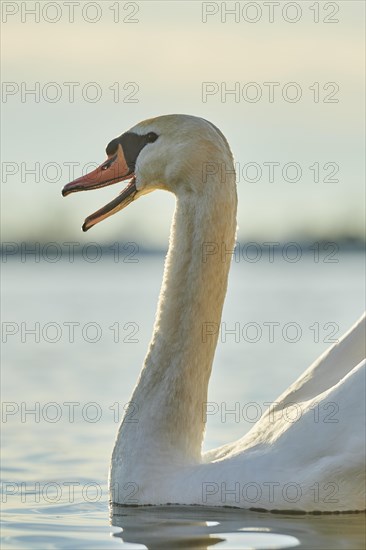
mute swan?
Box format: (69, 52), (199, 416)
(63, 114), (365, 512)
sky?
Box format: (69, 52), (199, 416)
(1, 0), (365, 247)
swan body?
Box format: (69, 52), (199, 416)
(63, 114), (366, 512)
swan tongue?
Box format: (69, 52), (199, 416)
(61, 144), (137, 231)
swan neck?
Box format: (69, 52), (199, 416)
(137, 188), (236, 461)
(114, 171), (237, 471)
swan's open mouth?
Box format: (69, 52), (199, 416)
(62, 144), (137, 232)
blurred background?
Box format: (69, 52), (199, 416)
(1, 2), (365, 548)
(1, 0), (365, 245)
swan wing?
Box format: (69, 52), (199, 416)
(205, 312), (365, 462)
(269, 311), (365, 409)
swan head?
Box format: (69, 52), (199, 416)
(62, 114), (234, 231)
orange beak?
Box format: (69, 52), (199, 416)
(62, 144), (137, 232)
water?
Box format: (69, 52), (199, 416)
(1, 250), (365, 549)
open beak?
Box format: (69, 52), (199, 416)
(62, 144), (137, 232)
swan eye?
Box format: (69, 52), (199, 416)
(146, 132), (158, 143)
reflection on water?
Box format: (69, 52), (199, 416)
(111, 505), (365, 549)
(2, 499), (365, 549)
(2, 253), (365, 549)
